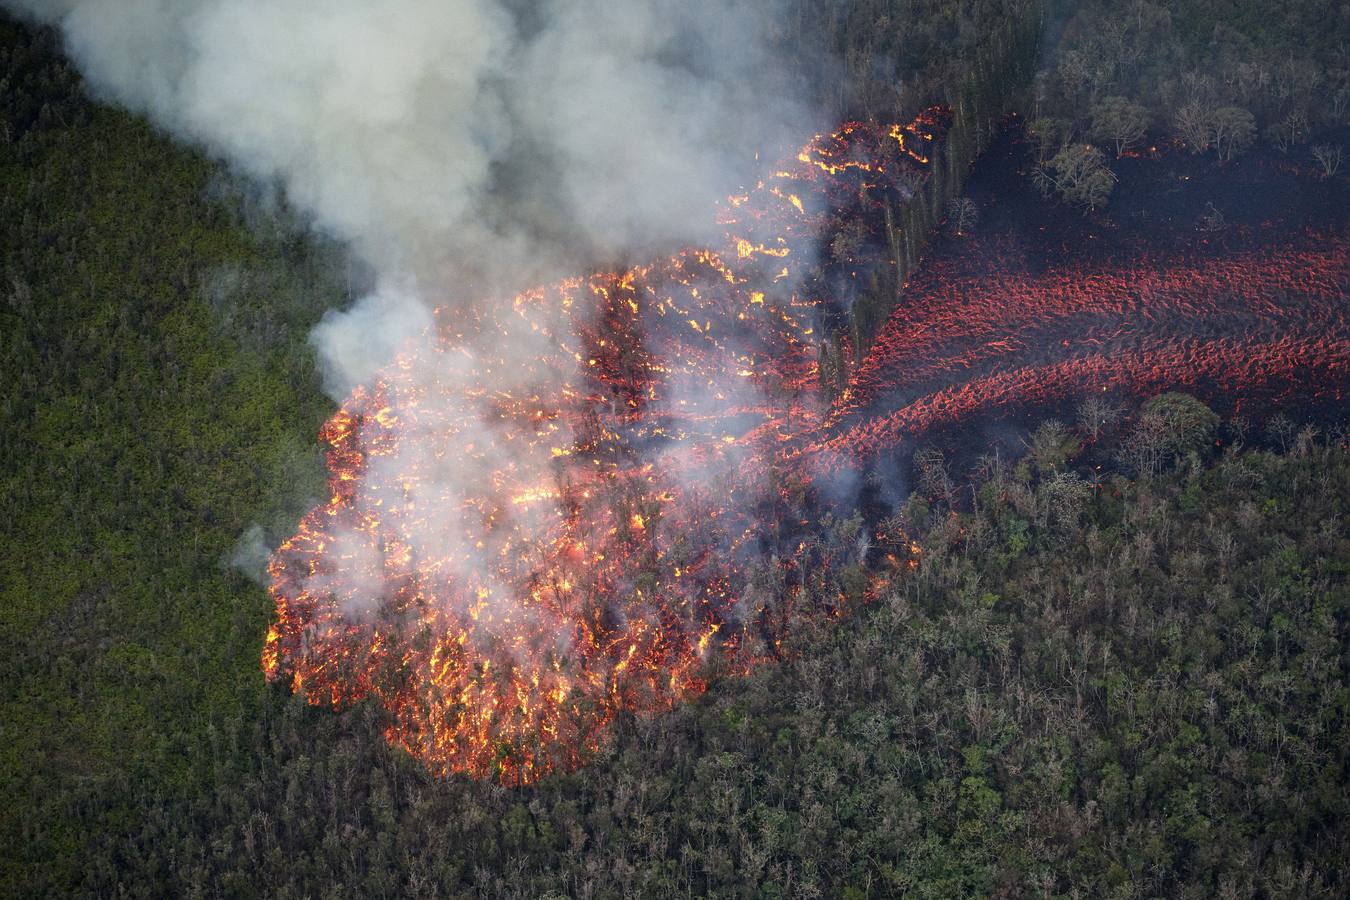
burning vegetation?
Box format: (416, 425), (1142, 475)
(263, 109), (1349, 784)
(262, 110), (948, 781)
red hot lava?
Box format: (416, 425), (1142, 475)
(262, 112), (943, 781)
(263, 109), (1349, 782)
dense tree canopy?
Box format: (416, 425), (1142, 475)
(1091, 96), (1150, 157)
(1035, 143), (1117, 210)
(66, 411), (1350, 898)
(1036, 0), (1348, 166)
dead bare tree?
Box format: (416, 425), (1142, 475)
(1197, 202), (1228, 233)
(1077, 395), (1124, 442)
(1265, 110), (1309, 153)
(1266, 413), (1297, 453)
(945, 197), (979, 236)
(1311, 143), (1343, 177)
(1173, 103), (1212, 152)
(1117, 410), (1170, 479)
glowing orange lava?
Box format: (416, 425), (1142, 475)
(807, 233), (1350, 473)
(263, 109), (1349, 783)
(263, 112), (944, 781)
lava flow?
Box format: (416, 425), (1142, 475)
(263, 110), (1350, 783)
(262, 111), (946, 781)
(804, 233), (1350, 474)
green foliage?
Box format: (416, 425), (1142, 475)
(1025, 116), (1072, 161)
(1037, 0), (1347, 158)
(0, 18), (342, 892)
(1037, 143), (1117, 210)
(1141, 392), (1221, 456)
(1025, 419), (1083, 475)
(47, 430), (1346, 899)
(5, 6), (1349, 898)
(1090, 95), (1150, 157)
(1209, 106), (1257, 163)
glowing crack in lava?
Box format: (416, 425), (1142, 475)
(263, 109), (1350, 782)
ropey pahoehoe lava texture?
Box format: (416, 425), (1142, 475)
(262, 110), (1349, 782)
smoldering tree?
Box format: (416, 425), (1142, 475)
(1024, 419), (1083, 476)
(945, 197), (979, 236)
(830, 217), (868, 265)
(912, 447), (954, 507)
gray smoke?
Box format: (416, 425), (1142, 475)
(6, 0), (819, 395)
(228, 523), (271, 582)
(8, 0), (832, 668)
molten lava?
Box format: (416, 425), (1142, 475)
(263, 109), (1350, 783)
(263, 112), (942, 781)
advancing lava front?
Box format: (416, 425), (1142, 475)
(263, 109), (1349, 783)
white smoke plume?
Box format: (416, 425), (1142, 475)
(6, 0), (820, 394)
(10, 1), (891, 775)
(7, 0), (841, 745)
(227, 522), (271, 582)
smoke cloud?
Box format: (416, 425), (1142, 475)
(7, 0), (819, 393)
(10, 0), (849, 770)
(227, 523), (271, 583)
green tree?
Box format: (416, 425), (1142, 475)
(1142, 391), (1221, 457)
(1025, 116), (1071, 162)
(1025, 419), (1083, 475)
(1036, 144), (1117, 211)
(1090, 96), (1150, 157)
